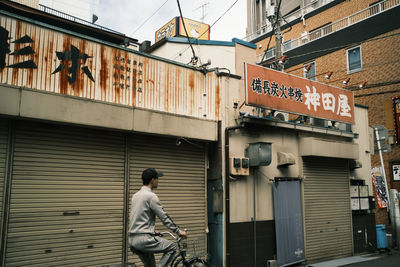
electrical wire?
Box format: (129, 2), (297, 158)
(281, 15), (292, 35)
(173, 0), (239, 61)
(176, 0), (198, 65)
(198, 0), (239, 40)
(263, 0), (282, 61)
(129, 0), (170, 37)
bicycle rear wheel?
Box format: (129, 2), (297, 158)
(173, 257), (209, 267)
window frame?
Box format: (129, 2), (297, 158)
(304, 61), (316, 81)
(346, 45), (363, 74)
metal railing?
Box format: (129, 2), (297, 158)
(39, 4), (124, 35)
(249, 0), (334, 41)
(257, 0), (400, 63)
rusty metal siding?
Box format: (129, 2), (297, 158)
(6, 121), (125, 266)
(0, 14), (220, 121)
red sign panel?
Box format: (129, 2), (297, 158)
(245, 63), (355, 124)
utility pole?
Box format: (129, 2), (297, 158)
(274, 0), (283, 71)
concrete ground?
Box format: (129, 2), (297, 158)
(306, 249), (400, 267)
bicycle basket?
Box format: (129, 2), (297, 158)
(182, 235), (207, 258)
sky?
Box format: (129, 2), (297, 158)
(95, 0), (247, 44)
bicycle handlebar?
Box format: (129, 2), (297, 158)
(156, 228), (187, 242)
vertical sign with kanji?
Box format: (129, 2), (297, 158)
(372, 167), (388, 208)
(393, 97), (400, 143)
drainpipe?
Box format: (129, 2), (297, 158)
(253, 168), (257, 267)
(225, 124), (244, 267)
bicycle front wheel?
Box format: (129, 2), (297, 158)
(173, 257), (209, 267)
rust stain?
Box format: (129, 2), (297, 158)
(12, 21), (22, 86)
(175, 68), (180, 114)
(59, 37), (72, 95)
(71, 39), (84, 96)
(27, 24), (38, 88)
(114, 49), (121, 104)
(131, 55), (137, 107)
(47, 32), (53, 92)
(44, 31), (53, 91)
(164, 65), (169, 111)
(100, 46), (108, 100)
(215, 78), (220, 119)
(123, 50), (129, 105)
(189, 72), (194, 116)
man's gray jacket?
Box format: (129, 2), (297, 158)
(129, 186), (181, 236)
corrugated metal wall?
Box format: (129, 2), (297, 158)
(128, 134), (207, 266)
(5, 121), (125, 266)
(0, 14), (221, 121)
(303, 157), (353, 263)
(1, 120), (208, 266)
(0, 119), (8, 236)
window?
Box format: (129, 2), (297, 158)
(283, 40), (292, 52)
(347, 46), (362, 73)
(304, 61), (316, 81)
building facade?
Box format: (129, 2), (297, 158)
(244, 0), (400, 263)
(147, 12), (374, 265)
(0, 1), (221, 266)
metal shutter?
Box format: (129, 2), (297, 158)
(303, 157), (352, 262)
(127, 134), (207, 265)
(5, 121), (125, 267)
(0, 119), (8, 235)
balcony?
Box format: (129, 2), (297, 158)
(248, 0), (335, 42)
(257, 0), (400, 64)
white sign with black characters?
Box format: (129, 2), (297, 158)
(393, 164), (400, 181)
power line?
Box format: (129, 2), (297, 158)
(173, 0), (239, 61)
(263, 0), (282, 61)
(176, 0), (198, 65)
(199, 0), (239, 40)
(129, 0), (170, 37)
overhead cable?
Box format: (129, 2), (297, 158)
(176, 0), (198, 65)
(129, 0), (170, 37)
(263, 0), (282, 60)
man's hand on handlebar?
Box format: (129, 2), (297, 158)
(180, 230), (188, 239)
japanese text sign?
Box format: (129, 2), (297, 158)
(245, 63), (355, 124)
(393, 97), (400, 143)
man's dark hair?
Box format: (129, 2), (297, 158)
(142, 168), (163, 185)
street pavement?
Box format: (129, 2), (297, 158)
(308, 249), (400, 267)
(343, 249), (400, 267)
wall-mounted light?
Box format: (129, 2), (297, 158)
(304, 64), (312, 72)
(343, 78), (350, 85)
(359, 81), (367, 88)
(325, 71), (333, 79)
(278, 55), (287, 64)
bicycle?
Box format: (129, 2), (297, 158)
(158, 230), (209, 267)
(130, 230), (209, 267)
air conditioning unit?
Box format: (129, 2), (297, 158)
(311, 117), (327, 127)
(273, 112), (289, 121)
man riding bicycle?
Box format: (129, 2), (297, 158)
(129, 168), (187, 267)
